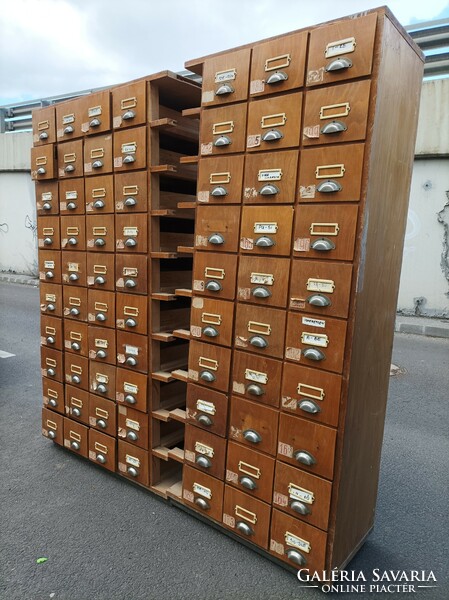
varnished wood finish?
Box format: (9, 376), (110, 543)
(89, 394), (117, 436)
(42, 407), (64, 445)
(192, 252), (238, 300)
(39, 250), (62, 285)
(58, 140), (84, 179)
(184, 425), (227, 480)
(229, 396), (279, 456)
(237, 256), (290, 309)
(243, 150), (298, 204)
(115, 213), (148, 254)
(60, 215), (86, 251)
(113, 126), (147, 172)
(59, 178), (85, 214)
(182, 465), (224, 522)
(89, 360), (116, 401)
(56, 98), (83, 140)
(87, 325), (116, 365)
(195, 205), (241, 253)
(36, 181), (59, 215)
(226, 441), (275, 504)
(40, 282), (63, 317)
(118, 440), (150, 486)
(42, 378), (65, 415)
(186, 384), (229, 438)
(88, 429), (117, 473)
(31, 144), (56, 180)
(240, 205), (294, 257)
(234, 304), (287, 359)
(61, 251), (86, 287)
(37, 216), (60, 250)
(116, 368), (149, 414)
(114, 171), (148, 213)
(41, 347), (63, 382)
(188, 341), (232, 393)
(116, 293), (148, 336)
(190, 297), (234, 347)
(63, 417), (89, 458)
(200, 103), (247, 156)
(231, 351), (282, 408)
(64, 353), (89, 391)
(116, 330), (149, 374)
(86, 214), (115, 253)
(86, 252), (115, 291)
(201, 48), (251, 106)
(63, 320), (88, 356)
(83, 133), (113, 176)
(222, 485), (271, 549)
(115, 254), (148, 295)
(32, 106), (56, 146)
(65, 385), (90, 425)
(87, 289), (116, 329)
(197, 155), (244, 205)
(112, 80), (147, 129)
(117, 405), (149, 450)
(85, 174), (114, 213)
(82, 90), (111, 135)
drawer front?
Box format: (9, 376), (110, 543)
(269, 508), (327, 571)
(229, 396), (279, 456)
(285, 312), (347, 374)
(197, 155), (244, 205)
(40, 282), (62, 317)
(234, 304), (286, 359)
(117, 405), (149, 450)
(116, 331), (148, 374)
(184, 425), (227, 480)
(86, 214), (115, 252)
(200, 103), (247, 156)
(190, 297), (234, 347)
(250, 31), (308, 97)
(112, 80), (147, 128)
(88, 429), (116, 473)
(114, 171), (148, 213)
(39, 250), (62, 285)
(226, 441), (275, 504)
(85, 174), (114, 213)
(89, 394), (117, 436)
(60, 215), (86, 251)
(59, 178), (85, 214)
(38, 216), (60, 250)
(243, 150), (298, 204)
(293, 204), (358, 261)
(116, 368), (148, 413)
(65, 385), (90, 425)
(82, 90), (111, 135)
(89, 361), (116, 401)
(113, 126), (147, 172)
(302, 80), (371, 145)
(306, 12), (377, 87)
(84, 134), (113, 176)
(240, 205), (294, 256)
(289, 259), (353, 319)
(64, 354), (89, 390)
(246, 92), (302, 152)
(36, 181), (59, 215)
(42, 407), (64, 445)
(188, 341), (232, 393)
(117, 440), (149, 487)
(182, 465), (224, 522)
(201, 49), (251, 106)
(63, 417), (89, 458)
(237, 255), (289, 308)
(87, 289), (116, 329)
(186, 384), (228, 438)
(31, 144), (56, 180)
(42, 378), (65, 414)
(116, 293), (148, 336)
(33, 106), (56, 145)
(86, 252), (115, 291)
(56, 99), (83, 140)
(278, 413), (337, 480)
(88, 326), (116, 365)
(58, 140), (84, 179)
(115, 254), (148, 295)
(115, 213), (148, 253)
(222, 485), (271, 549)
(195, 205), (241, 253)
(63, 320), (88, 356)
(273, 461), (332, 531)
(61, 251), (86, 287)
(231, 351), (282, 408)
(62, 286), (88, 321)
(298, 143), (365, 203)
(193, 252), (237, 300)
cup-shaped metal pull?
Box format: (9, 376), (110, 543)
(205, 280), (222, 292)
(39, 132), (49, 140)
(252, 286), (271, 299)
(123, 110), (135, 120)
(197, 414), (213, 427)
(127, 466), (138, 477)
(43, 237), (53, 246)
(93, 200), (105, 209)
(294, 449), (316, 466)
(325, 57), (353, 72)
(239, 475), (257, 491)
(69, 273), (79, 282)
(92, 160), (103, 169)
(123, 155), (135, 164)
(316, 180), (342, 193)
(249, 335), (268, 349)
(202, 326), (219, 338)
(67, 237), (77, 246)
(42, 202), (52, 211)
(320, 121), (347, 135)
(307, 294), (331, 307)
(290, 499), (311, 515)
(196, 455), (212, 469)
(72, 407), (81, 417)
(37, 167), (47, 175)
(48, 398), (57, 407)
(71, 342), (81, 351)
(298, 399), (321, 414)
(214, 135), (232, 147)
(94, 238), (106, 247)
(90, 117), (101, 127)
(211, 186), (227, 197)
(259, 183), (279, 196)
(69, 307), (80, 316)
(208, 233), (224, 245)
(125, 394), (136, 404)
(64, 165), (75, 173)
(47, 303), (56, 312)
(124, 197), (137, 206)
(127, 430), (138, 442)
(266, 71), (288, 84)
(286, 548), (306, 566)
(246, 383), (264, 397)
(45, 271), (54, 279)
(96, 383), (108, 394)
(125, 318), (137, 328)
(47, 368), (56, 376)
(96, 313), (106, 322)
(194, 497), (210, 510)
(255, 236), (275, 247)
(311, 238), (335, 252)
(125, 279), (136, 288)
(67, 202), (77, 210)
(46, 334), (55, 343)
(94, 275), (106, 284)
(63, 125), (74, 134)
(48, 430), (56, 439)
(96, 453), (107, 464)
(236, 521), (254, 536)
(72, 374), (81, 384)
(216, 83), (234, 96)
(243, 429), (262, 444)
(96, 350), (107, 359)
(302, 347), (325, 361)
(125, 357), (137, 367)
(261, 129), (283, 142)
(200, 370), (216, 383)
(70, 440), (80, 451)
(124, 238), (137, 247)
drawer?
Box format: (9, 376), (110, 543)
(117, 440), (149, 487)
(195, 206), (241, 253)
(40, 282), (62, 317)
(82, 90), (111, 135)
(182, 465), (224, 522)
(63, 320), (88, 356)
(114, 171), (148, 213)
(41, 347), (63, 382)
(31, 144), (56, 180)
(234, 304), (286, 359)
(190, 297), (234, 347)
(88, 289), (115, 329)
(33, 106), (56, 145)
(184, 425), (227, 480)
(42, 378), (65, 414)
(42, 407), (64, 445)
(112, 80), (147, 128)
(298, 143), (365, 203)
(302, 80), (371, 145)
(116, 368), (148, 413)
(85, 174), (114, 213)
(116, 331), (148, 374)
(38, 217), (60, 250)
(186, 384), (228, 438)
(240, 206), (294, 256)
(56, 98), (83, 140)
(231, 351), (282, 408)
(63, 418), (89, 458)
(58, 140), (84, 179)
(115, 254), (148, 295)
(285, 312), (348, 374)
(306, 12), (377, 87)
(229, 396), (278, 456)
(269, 508), (327, 571)
(61, 251), (87, 287)
(278, 413), (337, 480)
(86, 253), (115, 291)
(65, 385), (90, 425)
(64, 354), (89, 390)
(250, 31), (308, 97)
(193, 252), (237, 300)
(89, 394), (117, 436)
(289, 259), (353, 319)
(59, 178), (85, 214)
(222, 485), (271, 549)
(226, 441), (275, 504)
(36, 181), (58, 215)
(243, 150), (298, 204)
(281, 363), (342, 428)
(88, 429), (116, 473)
(246, 92), (302, 152)
(293, 204), (358, 261)
(60, 215), (86, 251)
(273, 461), (332, 531)
(63, 285), (88, 321)
(86, 214), (115, 252)
(237, 256), (289, 308)
(117, 405), (149, 450)
(113, 126), (147, 172)
(115, 213), (148, 253)
(201, 49), (251, 106)
(88, 326), (116, 365)
(89, 361), (116, 401)
(84, 133), (113, 176)
(188, 341), (231, 393)
(197, 155), (244, 205)
(39, 251), (62, 285)
(116, 293), (148, 336)
(200, 103), (247, 156)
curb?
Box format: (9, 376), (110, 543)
(395, 320), (449, 339)
(0, 274), (39, 287)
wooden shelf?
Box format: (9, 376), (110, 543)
(174, 288), (192, 298)
(181, 107), (201, 118)
(151, 332), (176, 343)
(172, 329), (190, 340)
(171, 369), (189, 382)
(152, 292), (177, 301)
(179, 155), (199, 165)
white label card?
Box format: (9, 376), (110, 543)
(254, 223), (277, 234)
(245, 369), (268, 384)
(192, 483), (212, 500)
(125, 454), (140, 467)
(288, 483), (315, 505)
(124, 383), (138, 394)
(302, 317), (326, 329)
(258, 169), (282, 181)
(285, 532), (311, 554)
(196, 400), (216, 415)
(250, 273), (274, 286)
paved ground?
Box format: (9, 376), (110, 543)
(0, 282), (448, 600)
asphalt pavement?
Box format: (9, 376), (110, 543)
(0, 282), (448, 600)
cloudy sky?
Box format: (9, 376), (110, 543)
(1, 0), (448, 106)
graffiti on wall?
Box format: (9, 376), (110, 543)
(24, 215), (37, 241)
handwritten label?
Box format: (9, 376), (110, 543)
(302, 317), (326, 329)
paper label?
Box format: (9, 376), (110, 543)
(113, 116), (122, 128)
(289, 484), (314, 505)
(63, 114), (74, 124)
(197, 191), (210, 203)
(196, 399), (216, 415)
(285, 347), (302, 361)
(195, 442), (214, 458)
(192, 297), (204, 309)
(302, 333), (328, 347)
(193, 280), (205, 292)
(299, 185), (316, 199)
(122, 143), (136, 154)
(303, 125), (320, 139)
(183, 489), (194, 503)
(195, 235), (208, 247)
(124, 382), (138, 394)
(307, 279), (335, 293)
(240, 237), (254, 250)
(42, 192), (52, 201)
(273, 492), (289, 507)
(307, 68), (325, 85)
(254, 223), (277, 234)
(232, 381), (245, 394)
(237, 287), (251, 300)
(250, 273), (274, 286)
(126, 454), (140, 467)
(44, 260), (55, 269)
(118, 462), (127, 473)
(95, 338), (108, 348)
(123, 227), (138, 237)
(278, 442), (294, 458)
(270, 539), (284, 555)
(88, 106), (102, 117)
(125, 345), (139, 356)
(192, 483), (212, 500)
(114, 157), (123, 168)
(250, 80), (265, 94)
(247, 134), (261, 148)
(325, 37), (356, 58)
(245, 369), (268, 384)
(222, 513), (235, 528)
(302, 317), (326, 329)
(201, 143), (213, 156)
(294, 238), (310, 252)
(281, 396), (297, 410)
(243, 187), (258, 201)
(184, 450), (195, 462)
(215, 69), (236, 83)
(285, 532), (311, 554)
(226, 470), (239, 484)
(66, 191), (78, 200)
(96, 374), (108, 384)
(190, 325), (202, 338)
(188, 369), (199, 382)
(201, 91), (214, 104)
(258, 169), (282, 181)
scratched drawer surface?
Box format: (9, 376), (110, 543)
(237, 255), (290, 309)
(226, 441), (275, 504)
(197, 155), (245, 205)
(190, 296), (234, 347)
(222, 485), (271, 549)
(184, 424), (227, 480)
(240, 205), (294, 257)
(186, 384), (229, 438)
(192, 252), (238, 300)
(229, 395), (279, 457)
(182, 464), (224, 523)
(243, 150), (298, 204)
(231, 351), (283, 408)
(234, 304), (287, 359)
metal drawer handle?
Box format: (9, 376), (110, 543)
(71, 342), (81, 351)
(124, 197), (137, 207)
(96, 383), (108, 394)
(125, 279), (137, 288)
(96, 453), (107, 464)
(197, 414), (213, 427)
(67, 202), (77, 210)
(92, 160), (103, 169)
(249, 335), (268, 349)
(46, 336), (55, 345)
(321, 121), (347, 135)
(125, 357), (137, 367)
(94, 238), (106, 247)
(311, 238), (335, 252)
(325, 57), (353, 72)
(214, 135), (232, 147)
(123, 155), (135, 164)
(208, 233), (224, 245)
(196, 455), (212, 469)
(239, 475), (257, 491)
(307, 294), (331, 307)
(48, 430), (56, 439)
(42, 202), (52, 211)
(72, 375), (81, 384)
(266, 71), (288, 84)
(89, 117), (101, 127)
(216, 83), (234, 96)
(70, 441), (80, 450)
(48, 398), (57, 407)
(69, 307), (80, 316)
(45, 271), (54, 279)
(252, 286), (271, 299)
(43, 237), (53, 245)
(303, 347), (325, 361)
(246, 383), (264, 397)
(211, 186), (227, 197)
(294, 450), (317, 466)
(72, 407), (81, 417)
(125, 394), (136, 404)
(93, 200), (105, 209)
(261, 129), (283, 142)
(127, 466), (139, 477)
(69, 273), (79, 282)
(63, 125), (74, 134)
(286, 549), (307, 566)
(96, 418), (107, 429)
(47, 368), (56, 377)
(47, 303), (56, 312)
(243, 429), (262, 444)
(127, 431), (138, 442)
(123, 110), (136, 120)
(125, 318), (137, 328)
(96, 313), (107, 322)
(64, 164), (75, 173)
(95, 276), (106, 285)
(290, 499), (311, 515)
(202, 326), (219, 338)
(125, 238), (137, 247)
(205, 280), (222, 292)
(67, 237), (77, 246)
(194, 497), (210, 510)
(37, 167), (47, 175)
(259, 183), (279, 196)
(298, 399), (321, 414)
(96, 350), (107, 359)
(236, 521), (254, 536)
(200, 370), (216, 383)
(39, 132), (48, 140)
(316, 180), (342, 193)
(255, 236), (275, 247)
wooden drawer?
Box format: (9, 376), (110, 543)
(240, 205), (294, 256)
(84, 133), (113, 176)
(182, 465), (224, 523)
(88, 326), (116, 365)
(115, 254), (148, 295)
(115, 213), (148, 253)
(298, 143), (365, 203)
(250, 31), (308, 97)
(31, 144), (56, 180)
(113, 126), (147, 172)
(281, 363), (341, 428)
(201, 49), (251, 105)
(302, 80), (371, 145)
(278, 413), (337, 480)
(112, 80), (147, 129)
(234, 304), (286, 359)
(114, 171), (148, 213)
(63, 286), (88, 321)
(307, 12), (377, 87)
(63, 417), (89, 458)
(39, 250), (62, 285)
(116, 368), (148, 414)
(231, 351), (282, 408)
(197, 155), (244, 205)
(56, 98), (83, 140)
(116, 331), (148, 374)
(88, 429), (116, 473)
(200, 103), (247, 156)
(60, 215), (86, 251)
(89, 394), (117, 436)
(63, 320), (88, 356)
(237, 256), (289, 309)
(190, 297), (234, 347)
(64, 354), (89, 391)
(243, 150), (298, 204)
(89, 361), (116, 401)
(58, 140), (83, 179)
(36, 181), (58, 215)
(85, 175), (114, 213)
(222, 485), (271, 549)
(82, 90), (111, 135)
(188, 341), (231, 393)
(38, 216), (60, 250)
(117, 405), (149, 450)
(184, 425), (227, 480)
(40, 282), (62, 317)
(269, 508), (327, 570)
(293, 204), (358, 262)
(59, 178), (85, 215)
(186, 384), (228, 438)
(42, 378), (65, 415)
(33, 106), (56, 145)
(229, 396), (279, 456)
(42, 407), (64, 445)
(117, 440), (149, 487)
(116, 293), (148, 336)
(193, 252), (237, 300)
(87, 289), (115, 329)
(289, 259), (353, 319)
(65, 385), (90, 425)
(61, 251), (87, 287)
(86, 214), (115, 252)
(195, 205), (241, 253)
(86, 252), (115, 291)
(285, 312), (347, 374)
(273, 461), (332, 531)
(226, 441), (275, 504)
(246, 92), (302, 152)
